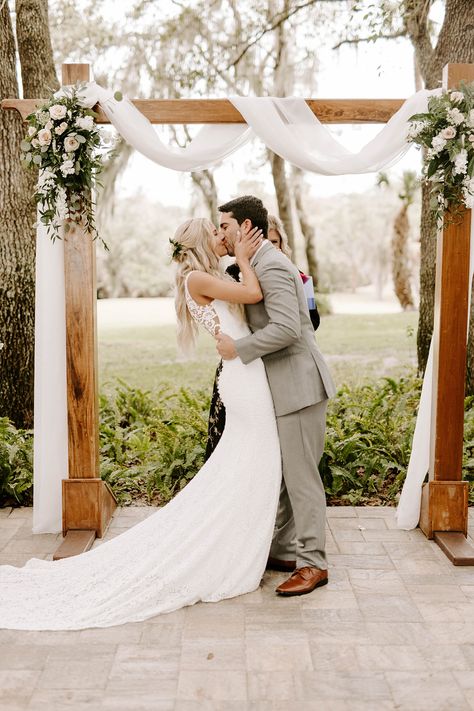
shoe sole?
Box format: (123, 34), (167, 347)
(276, 577), (329, 596)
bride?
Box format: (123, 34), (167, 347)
(0, 218), (282, 630)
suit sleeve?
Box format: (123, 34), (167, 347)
(235, 262), (301, 364)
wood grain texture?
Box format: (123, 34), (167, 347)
(53, 529), (96, 560)
(434, 532), (474, 566)
(1, 97), (405, 124)
(419, 481), (469, 539)
(429, 63), (474, 484)
(62, 479), (116, 538)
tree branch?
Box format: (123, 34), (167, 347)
(332, 30), (406, 50)
(225, 0), (321, 70)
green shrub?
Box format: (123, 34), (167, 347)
(321, 375), (422, 505)
(1, 375), (473, 509)
(0, 418), (34, 506)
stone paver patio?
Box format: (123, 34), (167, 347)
(1, 505), (474, 711)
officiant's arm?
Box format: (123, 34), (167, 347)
(235, 264), (301, 364)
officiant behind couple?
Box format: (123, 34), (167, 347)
(0, 195), (335, 631)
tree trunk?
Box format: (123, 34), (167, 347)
(0, 1), (58, 427)
(269, 150), (296, 254)
(292, 166), (319, 284)
(404, 0), (474, 375)
(392, 204), (415, 311)
(190, 169), (218, 220)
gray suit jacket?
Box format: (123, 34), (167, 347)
(235, 241), (336, 417)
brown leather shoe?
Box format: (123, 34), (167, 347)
(266, 557), (296, 572)
(275, 566), (328, 596)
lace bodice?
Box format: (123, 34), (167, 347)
(184, 273), (221, 337)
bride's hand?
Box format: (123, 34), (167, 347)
(234, 226), (263, 264)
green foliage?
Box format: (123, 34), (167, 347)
(98, 382), (209, 506)
(321, 375), (422, 506)
(2, 376), (474, 509)
(0, 418), (33, 506)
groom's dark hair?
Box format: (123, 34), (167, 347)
(218, 195), (268, 238)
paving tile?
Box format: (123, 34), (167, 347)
(355, 644), (427, 671)
(327, 506), (357, 518)
(348, 569), (407, 595)
(37, 659), (112, 690)
(180, 638), (245, 670)
(385, 670), (469, 711)
(140, 623), (183, 646)
(176, 670), (247, 701)
(356, 593), (422, 622)
(329, 517), (388, 530)
(7, 508), (33, 519)
(415, 601), (465, 622)
(0, 644), (52, 670)
(420, 644), (469, 671)
(102, 693), (175, 710)
(354, 506), (396, 517)
(382, 541), (440, 560)
(0, 670), (41, 691)
(365, 621), (435, 646)
(294, 670), (391, 701)
(0, 506), (13, 517)
(299, 589), (358, 610)
(0, 691), (32, 711)
(332, 529), (365, 542)
(309, 642), (360, 671)
(245, 636), (313, 671)
(27, 689), (104, 710)
(329, 554), (394, 569)
(78, 622), (143, 643)
(247, 670), (297, 700)
(109, 644), (180, 679)
(391, 557), (448, 574)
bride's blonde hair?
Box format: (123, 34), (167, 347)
(173, 218), (225, 354)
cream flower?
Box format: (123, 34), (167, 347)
(60, 159), (75, 177)
(75, 115), (94, 131)
(28, 126), (36, 137)
(440, 126), (456, 140)
(447, 107), (465, 126)
(55, 122), (68, 135)
(453, 149), (468, 175)
(37, 128), (52, 146)
(49, 104), (67, 120)
(467, 110), (474, 129)
(64, 136), (80, 152)
(450, 91), (464, 104)
(431, 135), (446, 154)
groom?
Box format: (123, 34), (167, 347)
(216, 195), (336, 596)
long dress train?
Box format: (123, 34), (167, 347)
(0, 289), (281, 629)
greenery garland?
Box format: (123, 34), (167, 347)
(21, 82), (107, 244)
(408, 82), (474, 226)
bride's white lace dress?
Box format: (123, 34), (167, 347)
(0, 281), (281, 629)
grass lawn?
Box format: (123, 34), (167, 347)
(98, 311), (419, 394)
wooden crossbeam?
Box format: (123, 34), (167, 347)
(1, 97), (404, 124)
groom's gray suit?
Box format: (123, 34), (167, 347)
(235, 240), (336, 569)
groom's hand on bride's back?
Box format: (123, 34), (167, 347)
(216, 332), (238, 360)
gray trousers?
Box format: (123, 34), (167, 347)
(269, 399), (328, 570)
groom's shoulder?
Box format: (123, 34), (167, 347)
(258, 246), (298, 275)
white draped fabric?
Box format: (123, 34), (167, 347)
(33, 81), (463, 533)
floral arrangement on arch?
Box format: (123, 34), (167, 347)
(20, 83), (106, 244)
(408, 82), (474, 226)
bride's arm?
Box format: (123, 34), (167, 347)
(187, 233), (263, 305)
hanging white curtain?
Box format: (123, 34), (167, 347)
(34, 81), (465, 533)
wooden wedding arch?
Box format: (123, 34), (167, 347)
(3, 62), (474, 563)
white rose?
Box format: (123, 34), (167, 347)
(28, 126), (36, 137)
(49, 104), (67, 120)
(467, 109), (474, 128)
(55, 122), (68, 135)
(440, 126), (456, 140)
(37, 128), (52, 146)
(45, 121), (53, 131)
(75, 115), (94, 131)
(64, 136), (80, 152)
(450, 91), (464, 104)
(431, 135), (447, 154)
(447, 107), (465, 125)
(469, 134), (474, 143)
(453, 148), (468, 175)
(60, 159), (75, 177)
(31, 138), (40, 148)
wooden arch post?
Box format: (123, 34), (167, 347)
(419, 63), (474, 564)
(54, 63), (117, 558)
